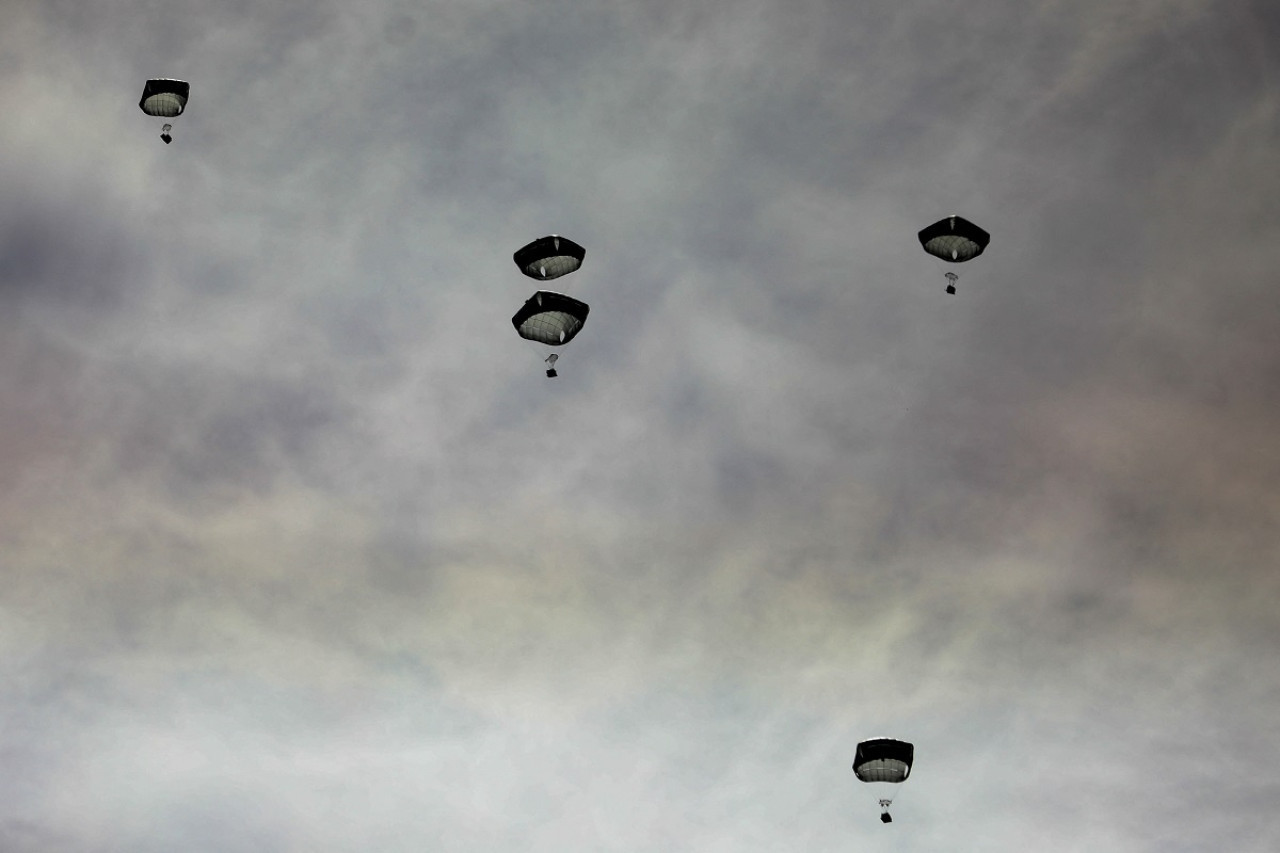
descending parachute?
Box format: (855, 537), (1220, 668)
(917, 215), (989, 262)
(917, 215), (990, 294)
(513, 235), (586, 281)
(139, 79), (190, 144)
(853, 738), (914, 823)
(512, 291), (590, 377)
(512, 291), (590, 345)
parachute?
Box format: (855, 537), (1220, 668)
(917, 215), (990, 294)
(510, 235), (588, 377)
(139, 79), (190, 144)
(853, 738), (914, 823)
(512, 291), (590, 377)
(513, 235), (586, 281)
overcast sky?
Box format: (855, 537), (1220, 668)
(2, 0), (1279, 850)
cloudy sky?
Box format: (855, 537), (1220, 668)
(3, 0), (1279, 849)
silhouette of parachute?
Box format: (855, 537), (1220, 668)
(512, 291), (589, 346)
(513, 235), (585, 281)
(854, 738), (914, 783)
(917, 215), (989, 262)
(140, 79), (189, 144)
(853, 738), (914, 824)
(139, 79), (189, 117)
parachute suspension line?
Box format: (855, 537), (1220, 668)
(945, 271), (958, 295)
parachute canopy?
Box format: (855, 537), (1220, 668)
(513, 235), (585, 280)
(139, 79), (190, 117)
(853, 738), (914, 784)
(512, 291), (589, 346)
(917, 215), (989, 263)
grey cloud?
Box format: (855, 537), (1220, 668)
(2, 0), (1279, 849)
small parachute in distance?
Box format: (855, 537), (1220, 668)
(512, 290), (590, 377)
(918, 215), (989, 295)
(853, 738), (914, 824)
(513, 235), (586, 281)
(139, 79), (190, 144)
(917, 215), (989, 262)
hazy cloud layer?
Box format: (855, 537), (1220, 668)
(2, 0), (1279, 850)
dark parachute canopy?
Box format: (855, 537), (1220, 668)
(918, 215), (989, 294)
(513, 235), (586, 281)
(853, 738), (914, 824)
(512, 290), (590, 346)
(139, 79), (189, 144)
(854, 738), (914, 783)
(512, 291), (590, 377)
(139, 79), (189, 117)
(917, 215), (989, 263)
